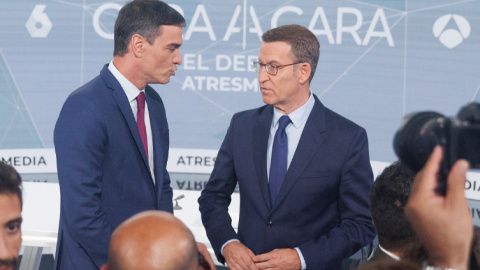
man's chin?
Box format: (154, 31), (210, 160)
(157, 77), (171, 84)
(261, 96), (275, 106)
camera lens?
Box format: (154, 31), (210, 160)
(393, 111), (445, 173)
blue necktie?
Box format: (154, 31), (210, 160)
(269, 115), (291, 204)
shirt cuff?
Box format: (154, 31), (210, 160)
(221, 239), (240, 256)
(295, 247), (307, 270)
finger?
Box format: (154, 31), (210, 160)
(204, 255), (216, 270)
(196, 242), (207, 255)
(242, 255), (259, 270)
(227, 254), (255, 270)
(225, 259), (241, 270)
(246, 248), (256, 259)
(424, 146), (443, 174)
(446, 159), (469, 206)
(196, 243), (216, 270)
(253, 253), (269, 263)
(226, 263), (238, 270)
(255, 261), (270, 269)
(414, 146), (443, 192)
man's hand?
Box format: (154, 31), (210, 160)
(404, 146), (472, 270)
(197, 242), (216, 270)
(253, 248), (301, 270)
(223, 241), (258, 270)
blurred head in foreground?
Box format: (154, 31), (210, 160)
(102, 210), (198, 270)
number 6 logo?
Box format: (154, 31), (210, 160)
(26, 5), (52, 38)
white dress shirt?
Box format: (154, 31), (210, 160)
(108, 61), (155, 183)
(378, 245), (401, 261)
(267, 93), (315, 178)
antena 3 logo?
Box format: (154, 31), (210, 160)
(26, 5), (52, 38)
(433, 14), (471, 49)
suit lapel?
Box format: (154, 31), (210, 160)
(271, 96), (327, 211)
(101, 65), (154, 187)
(145, 87), (168, 196)
(253, 106), (274, 210)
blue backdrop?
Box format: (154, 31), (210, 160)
(0, 0), (479, 164)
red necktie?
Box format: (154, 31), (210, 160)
(137, 92), (148, 161)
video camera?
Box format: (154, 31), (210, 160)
(393, 102), (480, 194)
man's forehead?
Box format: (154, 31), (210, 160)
(0, 193), (21, 222)
(259, 42), (293, 63)
(156, 25), (183, 42)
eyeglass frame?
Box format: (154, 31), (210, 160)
(253, 60), (303, 75)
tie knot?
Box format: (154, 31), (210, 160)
(277, 115), (291, 130)
(137, 92), (145, 109)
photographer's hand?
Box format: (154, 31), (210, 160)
(405, 146), (472, 270)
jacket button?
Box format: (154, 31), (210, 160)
(267, 221), (273, 227)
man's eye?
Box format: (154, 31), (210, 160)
(7, 223), (20, 233)
(269, 65), (278, 69)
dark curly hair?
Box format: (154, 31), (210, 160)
(369, 161), (416, 251)
(0, 162), (23, 209)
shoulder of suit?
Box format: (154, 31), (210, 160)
(67, 74), (104, 98)
(322, 105), (364, 132)
(233, 104), (271, 119)
(63, 72), (114, 111)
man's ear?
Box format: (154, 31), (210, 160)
(130, 34), (145, 57)
(297, 62), (312, 85)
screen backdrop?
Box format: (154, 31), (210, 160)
(0, 0), (479, 191)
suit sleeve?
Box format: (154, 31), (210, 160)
(198, 115), (239, 264)
(298, 127), (376, 269)
(159, 126), (173, 213)
(54, 94), (112, 268)
(159, 166), (173, 213)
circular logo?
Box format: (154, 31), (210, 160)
(433, 14), (471, 49)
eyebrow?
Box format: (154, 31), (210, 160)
(7, 217), (23, 225)
(168, 43), (182, 48)
(257, 59), (281, 65)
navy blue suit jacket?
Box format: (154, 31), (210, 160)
(54, 64), (173, 269)
(199, 96), (375, 269)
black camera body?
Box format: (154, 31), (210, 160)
(393, 102), (480, 194)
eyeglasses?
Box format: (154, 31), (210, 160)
(253, 61), (303, 75)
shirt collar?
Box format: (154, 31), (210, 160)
(272, 92), (314, 128)
(108, 60), (145, 103)
(378, 244), (401, 261)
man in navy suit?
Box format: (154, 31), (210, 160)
(199, 24), (376, 270)
(53, 1), (186, 269)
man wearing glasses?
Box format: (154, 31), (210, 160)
(199, 24), (375, 270)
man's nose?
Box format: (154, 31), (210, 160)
(258, 66), (269, 83)
(0, 233), (11, 259)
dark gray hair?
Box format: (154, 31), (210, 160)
(262, 24), (320, 83)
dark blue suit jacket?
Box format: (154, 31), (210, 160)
(53, 64), (173, 269)
(199, 96), (375, 269)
